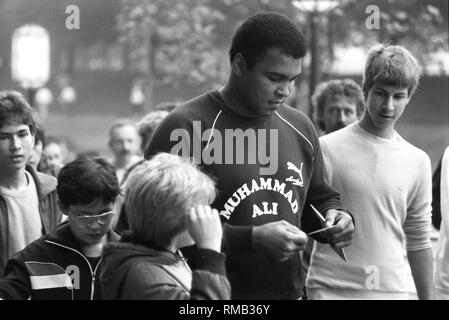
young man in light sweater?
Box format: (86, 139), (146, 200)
(306, 44), (434, 299)
(0, 91), (62, 276)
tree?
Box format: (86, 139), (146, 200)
(117, 0), (228, 108)
(325, 0), (448, 62)
(116, 0), (309, 108)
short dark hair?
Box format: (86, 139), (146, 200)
(0, 90), (35, 134)
(312, 79), (365, 131)
(57, 157), (120, 210)
(34, 122), (46, 146)
(229, 12), (307, 68)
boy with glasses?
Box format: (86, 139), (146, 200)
(0, 156), (120, 299)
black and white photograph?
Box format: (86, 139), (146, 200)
(0, 0), (448, 312)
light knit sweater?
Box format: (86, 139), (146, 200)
(306, 122), (432, 296)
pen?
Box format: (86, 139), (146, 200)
(309, 204), (347, 262)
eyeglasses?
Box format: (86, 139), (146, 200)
(69, 210), (116, 228)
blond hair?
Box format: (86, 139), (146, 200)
(362, 44), (421, 98)
(124, 153), (216, 248)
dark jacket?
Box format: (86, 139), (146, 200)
(432, 154), (443, 229)
(100, 239), (231, 300)
(0, 165), (62, 275)
(0, 223), (120, 300)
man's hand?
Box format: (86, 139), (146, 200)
(252, 220), (307, 262)
(323, 209), (354, 249)
(187, 205), (223, 252)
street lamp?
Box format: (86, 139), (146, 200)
(292, 0), (338, 116)
(11, 24), (50, 107)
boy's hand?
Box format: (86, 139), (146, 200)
(187, 205), (223, 253)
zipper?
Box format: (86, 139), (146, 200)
(45, 240), (98, 300)
(91, 275), (95, 300)
(91, 257), (102, 300)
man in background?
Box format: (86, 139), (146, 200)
(107, 119), (142, 184)
(312, 78), (365, 135)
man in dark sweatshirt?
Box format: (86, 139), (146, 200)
(145, 12), (355, 299)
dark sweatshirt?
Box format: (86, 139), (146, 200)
(100, 239), (230, 300)
(0, 223), (119, 300)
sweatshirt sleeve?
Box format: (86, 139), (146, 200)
(404, 153), (433, 251)
(191, 249), (231, 300)
(0, 253), (32, 300)
(301, 123), (343, 241)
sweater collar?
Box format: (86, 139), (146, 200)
(25, 164), (57, 199)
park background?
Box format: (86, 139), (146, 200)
(0, 0), (448, 170)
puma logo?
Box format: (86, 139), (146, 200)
(286, 161), (304, 187)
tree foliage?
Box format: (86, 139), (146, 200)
(117, 0), (447, 95)
(329, 0), (448, 51)
(1, 0), (447, 93)
(117, 0), (230, 88)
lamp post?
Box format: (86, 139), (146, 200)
(292, 0), (338, 117)
(11, 24), (50, 107)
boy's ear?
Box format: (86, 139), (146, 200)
(231, 53), (246, 76)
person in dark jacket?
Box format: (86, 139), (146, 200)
(0, 156), (121, 299)
(0, 91), (62, 275)
(101, 153), (230, 300)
